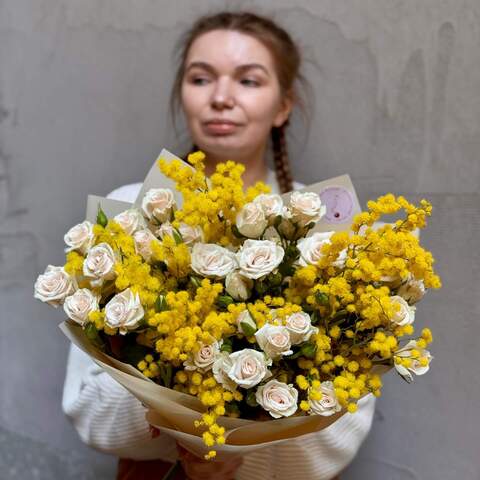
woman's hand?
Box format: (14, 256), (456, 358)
(177, 443), (243, 480)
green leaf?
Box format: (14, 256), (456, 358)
(155, 294), (169, 313)
(159, 363), (173, 388)
(84, 323), (107, 354)
(254, 281), (268, 295)
(300, 343), (317, 359)
(216, 295), (234, 309)
(220, 338), (233, 353)
(333, 309), (348, 319)
(190, 276), (202, 289)
(96, 204), (108, 228)
(278, 263), (295, 277)
(285, 244), (300, 260)
(288, 350), (302, 360)
(315, 291), (329, 306)
(172, 229), (183, 245)
(85, 323), (99, 341)
(246, 390), (258, 407)
(269, 272), (283, 287)
(310, 310), (321, 325)
(240, 321), (257, 337)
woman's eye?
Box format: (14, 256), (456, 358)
(240, 78), (260, 87)
(191, 77), (210, 85)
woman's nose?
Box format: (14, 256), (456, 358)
(211, 77), (235, 110)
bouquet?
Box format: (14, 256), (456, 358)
(34, 148), (441, 462)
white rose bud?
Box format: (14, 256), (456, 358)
(63, 289), (100, 326)
(83, 242), (117, 287)
(278, 206), (296, 239)
(227, 349), (272, 389)
(155, 222), (175, 239)
(297, 231), (347, 268)
(178, 223), (204, 245)
(397, 277), (426, 304)
(34, 265), (77, 307)
(64, 221), (95, 254)
(226, 271), (253, 301)
(380, 274), (403, 288)
(236, 309), (257, 335)
(255, 380), (298, 418)
(263, 226), (282, 244)
(289, 191), (326, 226)
(394, 340), (433, 383)
(285, 312), (318, 345)
(237, 239), (284, 280)
(156, 222), (203, 246)
(133, 229), (159, 262)
(104, 288), (144, 334)
(253, 194), (284, 222)
(183, 341), (221, 373)
(390, 295), (416, 326)
(236, 202), (268, 238)
(255, 324), (293, 360)
(114, 208), (146, 235)
(141, 188), (176, 223)
(212, 352), (238, 392)
(191, 243), (237, 279)
(309, 381), (342, 416)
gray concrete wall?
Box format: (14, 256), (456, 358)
(1, 1), (478, 478)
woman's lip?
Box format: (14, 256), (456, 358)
(204, 120), (240, 126)
(203, 122), (240, 134)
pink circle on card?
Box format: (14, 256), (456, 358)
(319, 186), (354, 224)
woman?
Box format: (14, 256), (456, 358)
(62, 11), (376, 480)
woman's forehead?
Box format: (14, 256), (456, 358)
(185, 30), (275, 73)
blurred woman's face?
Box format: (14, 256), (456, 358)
(181, 29), (292, 160)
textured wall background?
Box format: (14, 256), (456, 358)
(1, 1), (479, 479)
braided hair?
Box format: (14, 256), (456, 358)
(271, 122), (294, 193)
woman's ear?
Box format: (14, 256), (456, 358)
(273, 90), (294, 127)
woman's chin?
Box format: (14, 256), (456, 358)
(197, 136), (247, 155)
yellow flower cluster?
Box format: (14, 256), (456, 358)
(137, 354), (160, 378)
(366, 331), (398, 358)
(173, 368), (243, 459)
(278, 194), (441, 411)
(150, 234), (191, 280)
(158, 152), (270, 244)
(64, 251), (84, 276)
(393, 328), (433, 371)
(150, 280), (235, 366)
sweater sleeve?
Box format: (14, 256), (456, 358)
(61, 182), (178, 461)
(236, 394), (376, 480)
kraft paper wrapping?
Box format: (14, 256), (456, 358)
(66, 148), (391, 459)
(61, 320), (389, 461)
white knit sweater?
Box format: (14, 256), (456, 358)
(62, 170), (376, 479)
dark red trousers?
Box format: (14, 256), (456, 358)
(117, 458), (186, 480)
(117, 458), (341, 480)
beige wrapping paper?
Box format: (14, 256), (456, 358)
(63, 148), (391, 460)
(60, 321), (390, 461)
